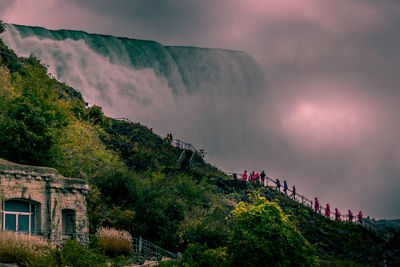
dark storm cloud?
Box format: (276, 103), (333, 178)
(2, 0), (400, 218)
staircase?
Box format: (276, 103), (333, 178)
(131, 237), (179, 266)
(171, 139), (198, 168)
(176, 150), (187, 168)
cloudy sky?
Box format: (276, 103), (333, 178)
(1, 0), (400, 219)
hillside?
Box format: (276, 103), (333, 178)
(0, 22), (398, 266)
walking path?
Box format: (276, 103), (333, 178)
(155, 130), (393, 240)
(226, 171), (393, 240)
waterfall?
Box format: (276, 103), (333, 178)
(1, 23), (265, 166)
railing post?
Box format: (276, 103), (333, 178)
(302, 196), (304, 204)
(139, 236), (143, 253)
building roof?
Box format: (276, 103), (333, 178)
(0, 158), (89, 191)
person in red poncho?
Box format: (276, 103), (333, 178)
(348, 210), (354, 222)
(251, 172), (257, 183)
(358, 211), (363, 224)
(242, 170), (248, 182)
(335, 208), (341, 221)
(249, 171), (255, 183)
(325, 203), (330, 218)
(255, 172), (260, 184)
(314, 197), (320, 213)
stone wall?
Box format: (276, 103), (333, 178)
(0, 158), (89, 243)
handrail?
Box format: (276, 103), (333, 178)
(112, 117), (198, 156)
(171, 139), (197, 153)
(228, 172), (313, 208)
(226, 171), (394, 240)
(133, 236), (179, 260)
(113, 117), (136, 124)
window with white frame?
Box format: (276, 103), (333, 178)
(2, 200), (36, 234)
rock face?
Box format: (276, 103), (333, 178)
(0, 158), (89, 243)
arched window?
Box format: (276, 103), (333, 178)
(2, 200), (36, 234)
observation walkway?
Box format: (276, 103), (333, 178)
(159, 130), (394, 241)
(225, 171), (393, 240)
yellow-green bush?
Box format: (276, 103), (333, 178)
(228, 194), (319, 267)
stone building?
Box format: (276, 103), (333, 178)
(0, 158), (89, 243)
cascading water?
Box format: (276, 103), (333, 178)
(1, 23), (265, 167)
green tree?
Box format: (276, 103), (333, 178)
(50, 119), (122, 178)
(0, 63), (71, 165)
(228, 194), (318, 267)
(83, 105), (111, 130)
(0, 65), (16, 110)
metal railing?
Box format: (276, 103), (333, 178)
(133, 236), (179, 260)
(113, 118), (199, 166)
(171, 139), (197, 153)
(113, 118), (196, 152)
(113, 117), (136, 124)
(228, 172), (314, 208)
(226, 172), (394, 240)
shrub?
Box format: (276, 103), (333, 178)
(60, 239), (109, 267)
(0, 231), (51, 266)
(228, 194), (319, 267)
(179, 243), (229, 267)
(159, 243), (229, 267)
(96, 227), (133, 257)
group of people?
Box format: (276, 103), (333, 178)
(239, 170), (298, 200)
(314, 197), (363, 223)
(237, 170), (363, 224)
(239, 170), (267, 184)
(275, 178), (296, 199)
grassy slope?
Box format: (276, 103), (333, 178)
(214, 178), (387, 263)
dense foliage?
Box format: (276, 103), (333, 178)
(0, 28), (396, 265)
(162, 194), (318, 267)
(228, 194), (318, 266)
(0, 62), (70, 165)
